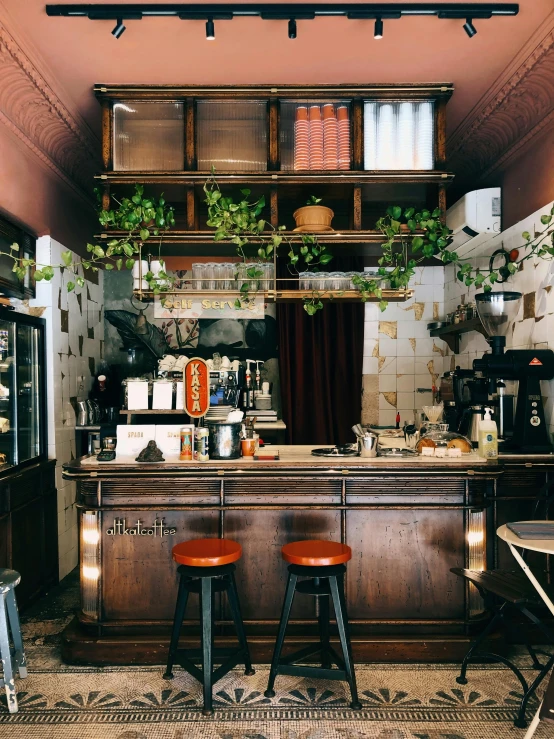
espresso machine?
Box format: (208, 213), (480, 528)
(209, 369), (241, 407)
(472, 291), (554, 454)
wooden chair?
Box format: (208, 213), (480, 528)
(451, 478), (554, 728)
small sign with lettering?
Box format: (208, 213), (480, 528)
(116, 425), (156, 458)
(184, 358), (209, 418)
(154, 295), (264, 319)
(106, 517), (176, 537)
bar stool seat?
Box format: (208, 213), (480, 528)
(265, 539), (360, 709)
(172, 538), (242, 567)
(164, 538), (253, 716)
(282, 540), (352, 567)
(0, 568), (27, 714)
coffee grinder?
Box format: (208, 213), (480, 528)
(473, 291), (554, 454)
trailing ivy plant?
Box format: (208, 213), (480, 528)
(204, 172), (332, 313)
(8, 184), (176, 294)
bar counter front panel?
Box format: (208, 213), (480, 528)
(63, 448), (502, 664)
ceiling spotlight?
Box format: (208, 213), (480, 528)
(288, 18), (297, 39)
(111, 17), (125, 38)
(463, 18), (477, 37)
(374, 17), (383, 39)
(206, 17), (215, 39)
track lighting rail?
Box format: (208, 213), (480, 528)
(46, 3), (519, 21)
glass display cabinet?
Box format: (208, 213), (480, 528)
(0, 309), (55, 610)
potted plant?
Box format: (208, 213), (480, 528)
(293, 196), (334, 232)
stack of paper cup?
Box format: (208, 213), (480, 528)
(363, 102), (377, 170)
(376, 103), (395, 169)
(309, 105), (324, 170)
(415, 102), (434, 170)
(337, 106), (350, 170)
(323, 104), (338, 170)
(294, 106), (309, 170)
(397, 102), (415, 169)
(132, 259), (149, 290)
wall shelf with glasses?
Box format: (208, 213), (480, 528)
(131, 288), (414, 303)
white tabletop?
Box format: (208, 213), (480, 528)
(497, 522), (554, 555)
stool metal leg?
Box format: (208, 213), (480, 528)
(200, 577), (214, 716)
(264, 572), (298, 698)
(5, 589), (26, 679)
(226, 571), (255, 676)
(0, 593), (17, 713)
(329, 574), (361, 710)
(318, 594), (331, 669)
(163, 572), (189, 680)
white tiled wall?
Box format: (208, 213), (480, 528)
(444, 201), (554, 444)
(26, 236), (104, 579)
(362, 266), (447, 426)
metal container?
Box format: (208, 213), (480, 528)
(77, 401), (88, 426)
(357, 432), (378, 458)
(207, 421), (242, 460)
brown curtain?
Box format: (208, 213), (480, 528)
(277, 260), (365, 446)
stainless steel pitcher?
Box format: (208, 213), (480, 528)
(357, 432), (378, 458)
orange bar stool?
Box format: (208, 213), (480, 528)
(264, 539), (361, 709)
(163, 538), (254, 715)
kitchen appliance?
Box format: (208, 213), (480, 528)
(210, 369), (241, 408)
(446, 188), (501, 258)
(473, 291), (554, 453)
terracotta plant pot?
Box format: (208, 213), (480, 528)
(293, 205), (334, 232)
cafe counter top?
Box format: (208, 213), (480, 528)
(63, 445), (494, 476)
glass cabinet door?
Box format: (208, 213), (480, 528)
(16, 323), (42, 464)
(0, 320), (16, 467)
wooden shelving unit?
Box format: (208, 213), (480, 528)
(429, 317), (487, 353)
(95, 83), (453, 297)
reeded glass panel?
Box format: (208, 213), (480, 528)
(196, 101), (267, 171)
(364, 101), (434, 170)
(281, 101), (351, 171)
(16, 324), (41, 463)
(0, 320), (15, 468)
(113, 102), (184, 171)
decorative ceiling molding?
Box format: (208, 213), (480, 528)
(448, 11), (554, 185)
(0, 15), (100, 204)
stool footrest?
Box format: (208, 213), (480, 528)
(173, 647), (248, 687)
(277, 664), (348, 682)
(280, 642), (323, 665)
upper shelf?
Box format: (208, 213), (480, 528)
(95, 171), (455, 185)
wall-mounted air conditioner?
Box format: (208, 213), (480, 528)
(446, 188), (501, 258)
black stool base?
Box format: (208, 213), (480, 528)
(164, 563), (253, 716)
(265, 563), (361, 710)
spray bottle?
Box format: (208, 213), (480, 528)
(478, 406), (498, 459)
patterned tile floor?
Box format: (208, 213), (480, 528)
(0, 573), (553, 738)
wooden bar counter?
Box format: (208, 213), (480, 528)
(62, 446), (502, 664)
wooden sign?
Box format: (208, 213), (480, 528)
(184, 357), (209, 418)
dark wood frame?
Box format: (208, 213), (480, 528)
(94, 83), (453, 251)
(0, 215), (37, 300)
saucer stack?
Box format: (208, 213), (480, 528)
(415, 102), (434, 170)
(309, 105), (324, 170)
(322, 104), (338, 169)
(337, 105), (350, 170)
(294, 106), (309, 170)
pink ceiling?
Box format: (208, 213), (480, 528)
(2, 0), (551, 141)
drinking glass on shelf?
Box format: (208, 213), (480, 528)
(246, 263), (260, 291)
(262, 262), (275, 291)
(223, 263), (236, 290)
(214, 263), (225, 291)
(192, 263), (203, 290)
(203, 263), (216, 290)
(299, 272), (313, 290)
